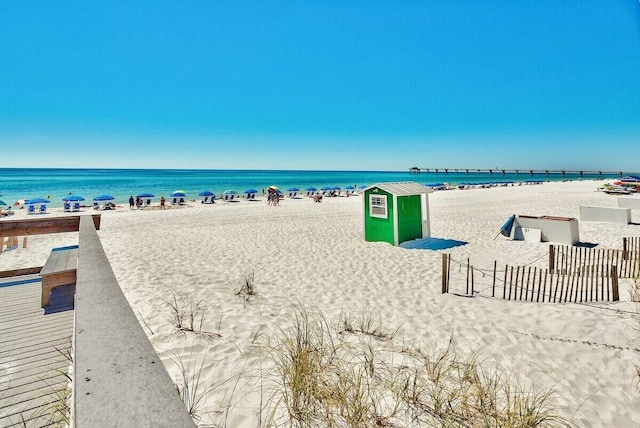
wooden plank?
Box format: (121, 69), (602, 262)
(0, 267), (44, 278)
(611, 266), (619, 301)
(541, 269), (548, 302)
(0, 214), (100, 236)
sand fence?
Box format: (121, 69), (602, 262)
(439, 237), (640, 303)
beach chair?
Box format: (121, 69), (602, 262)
(93, 202), (100, 210)
(179, 198), (185, 205)
(73, 202), (81, 212)
(64, 202), (71, 213)
(39, 204), (47, 214)
(28, 205), (36, 214)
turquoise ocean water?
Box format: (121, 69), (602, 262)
(0, 168), (618, 206)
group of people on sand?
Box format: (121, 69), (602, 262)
(128, 195), (166, 210)
(267, 188), (280, 206)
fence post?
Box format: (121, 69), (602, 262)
(623, 237), (628, 261)
(441, 254), (448, 294)
(611, 266), (619, 301)
(492, 260), (497, 297)
(549, 245), (555, 274)
(466, 258), (470, 295)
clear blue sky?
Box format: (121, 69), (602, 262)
(1, 1), (639, 171)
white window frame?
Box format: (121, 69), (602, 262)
(369, 194), (388, 218)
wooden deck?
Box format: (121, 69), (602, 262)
(0, 275), (75, 427)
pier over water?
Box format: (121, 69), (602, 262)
(409, 167), (626, 178)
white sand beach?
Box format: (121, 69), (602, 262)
(2, 180), (640, 426)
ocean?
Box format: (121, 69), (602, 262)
(0, 168), (618, 206)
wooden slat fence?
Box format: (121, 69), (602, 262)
(550, 237), (640, 279)
(441, 254), (619, 303)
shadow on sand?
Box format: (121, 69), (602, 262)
(400, 237), (468, 251)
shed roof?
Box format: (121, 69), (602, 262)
(366, 181), (433, 196)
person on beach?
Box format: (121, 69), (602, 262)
(160, 196), (166, 210)
(129, 195), (134, 210)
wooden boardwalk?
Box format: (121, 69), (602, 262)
(0, 275), (74, 427)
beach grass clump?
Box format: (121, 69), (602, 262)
(236, 267), (257, 307)
(237, 267), (257, 296)
(338, 308), (400, 341)
(162, 289), (220, 341)
(262, 306), (569, 427)
(169, 347), (212, 424)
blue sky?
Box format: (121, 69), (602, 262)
(1, 1), (639, 171)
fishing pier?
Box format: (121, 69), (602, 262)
(409, 168), (626, 177)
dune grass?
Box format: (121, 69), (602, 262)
(260, 305), (570, 428)
(162, 289), (221, 341)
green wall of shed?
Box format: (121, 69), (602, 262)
(364, 188), (395, 245)
(397, 195), (423, 243)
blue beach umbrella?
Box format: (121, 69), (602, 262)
(199, 190), (214, 197)
(331, 186), (341, 191)
(137, 192), (155, 198)
(223, 190), (238, 195)
(62, 195), (85, 201)
(93, 195), (114, 201)
(305, 187), (317, 192)
(498, 215), (516, 238)
(345, 186), (355, 190)
(287, 187), (300, 192)
(321, 186), (332, 191)
(243, 189), (258, 194)
(169, 191), (186, 198)
(25, 197), (51, 204)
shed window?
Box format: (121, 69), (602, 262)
(369, 194), (388, 218)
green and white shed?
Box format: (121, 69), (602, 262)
(363, 182), (433, 246)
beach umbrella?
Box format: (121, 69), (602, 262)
(321, 186), (332, 191)
(287, 187), (300, 192)
(198, 190), (214, 197)
(25, 197), (51, 204)
(359, 185), (367, 189)
(93, 195), (115, 201)
(268, 185), (279, 190)
(243, 189), (258, 194)
(223, 190), (238, 195)
(331, 186), (341, 191)
(345, 186), (355, 190)
(169, 191), (186, 198)
(0, 199), (6, 206)
(495, 214), (515, 239)
(62, 195), (85, 201)
(137, 192), (155, 198)
(305, 187), (317, 192)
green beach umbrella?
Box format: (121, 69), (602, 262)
(0, 199), (6, 206)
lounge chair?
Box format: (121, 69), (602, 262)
(64, 202), (71, 213)
(39, 204), (47, 214)
(28, 205), (36, 214)
(93, 202), (100, 210)
(73, 202), (81, 212)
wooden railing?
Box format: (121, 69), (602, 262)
(0, 215), (196, 427)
